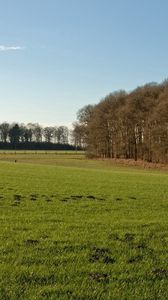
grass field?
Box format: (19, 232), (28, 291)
(0, 152), (168, 299)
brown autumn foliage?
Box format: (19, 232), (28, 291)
(73, 81), (168, 163)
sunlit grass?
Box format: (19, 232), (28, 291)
(0, 155), (168, 299)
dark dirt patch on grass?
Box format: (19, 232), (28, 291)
(14, 194), (22, 201)
(89, 247), (115, 264)
(30, 194), (38, 201)
(124, 233), (135, 242)
(108, 232), (136, 244)
(137, 242), (146, 249)
(127, 255), (143, 263)
(152, 268), (168, 278)
(50, 194), (58, 198)
(128, 196), (137, 200)
(89, 272), (110, 283)
(42, 195), (52, 202)
(45, 198), (52, 202)
(25, 239), (39, 246)
(61, 198), (69, 202)
(60, 195), (104, 202)
(87, 195), (96, 199)
(71, 195), (83, 199)
(116, 197), (122, 201)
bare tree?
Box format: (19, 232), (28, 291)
(0, 122), (9, 143)
(43, 126), (54, 143)
(75, 81), (168, 163)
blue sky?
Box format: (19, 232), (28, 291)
(0, 0), (168, 126)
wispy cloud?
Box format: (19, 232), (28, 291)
(0, 45), (25, 52)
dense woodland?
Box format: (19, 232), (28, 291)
(73, 81), (168, 163)
(0, 123), (76, 150)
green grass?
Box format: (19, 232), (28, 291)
(0, 153), (168, 299)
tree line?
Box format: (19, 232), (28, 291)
(73, 81), (168, 163)
(0, 123), (76, 150)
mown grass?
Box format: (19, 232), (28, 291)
(0, 153), (168, 299)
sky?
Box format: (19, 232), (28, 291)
(0, 0), (168, 127)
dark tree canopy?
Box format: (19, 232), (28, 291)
(0, 123), (79, 150)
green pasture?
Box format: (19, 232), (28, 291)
(0, 152), (168, 299)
